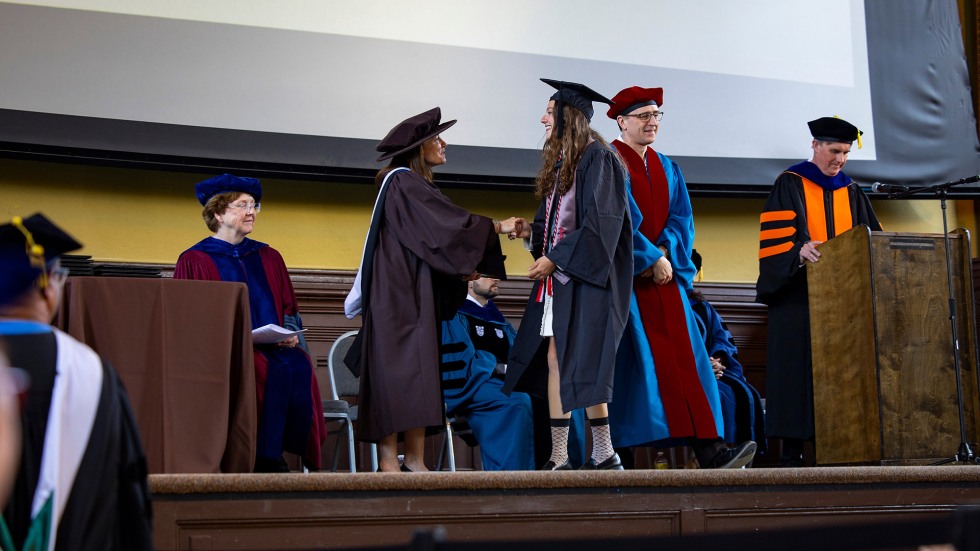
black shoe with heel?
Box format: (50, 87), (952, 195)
(541, 459), (573, 470)
(579, 453), (624, 471)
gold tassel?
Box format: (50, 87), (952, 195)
(11, 216), (48, 289)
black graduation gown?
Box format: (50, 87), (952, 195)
(756, 171), (881, 440)
(1, 331), (153, 551)
(504, 141), (633, 411)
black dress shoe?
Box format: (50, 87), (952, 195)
(254, 456), (289, 473)
(579, 453), (624, 471)
(540, 458), (574, 470)
(705, 441), (757, 469)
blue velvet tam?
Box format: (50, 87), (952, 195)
(194, 174), (263, 206)
(0, 213), (82, 306)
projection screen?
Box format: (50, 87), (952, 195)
(0, 0), (977, 197)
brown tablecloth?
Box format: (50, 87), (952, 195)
(58, 277), (256, 474)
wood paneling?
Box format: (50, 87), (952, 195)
(149, 468), (980, 550)
(808, 229), (980, 465)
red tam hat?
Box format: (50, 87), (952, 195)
(606, 86), (664, 119)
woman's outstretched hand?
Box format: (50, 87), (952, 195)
(499, 217), (531, 240)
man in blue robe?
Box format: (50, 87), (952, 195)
(606, 85), (756, 469)
(440, 277), (535, 470)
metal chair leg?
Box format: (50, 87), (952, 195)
(445, 417), (456, 472)
(345, 419), (356, 473)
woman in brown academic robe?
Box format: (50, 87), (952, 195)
(347, 107), (516, 472)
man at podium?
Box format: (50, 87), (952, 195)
(756, 117), (882, 467)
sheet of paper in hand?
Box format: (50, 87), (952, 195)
(251, 324), (305, 344)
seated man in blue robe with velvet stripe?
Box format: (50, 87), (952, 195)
(439, 277), (535, 470)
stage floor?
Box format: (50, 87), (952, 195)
(150, 466), (980, 550)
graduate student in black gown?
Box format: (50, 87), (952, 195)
(504, 79), (633, 470)
(0, 213), (152, 551)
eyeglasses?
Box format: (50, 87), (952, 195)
(622, 111), (663, 122)
(48, 266), (69, 284)
(226, 202), (261, 214)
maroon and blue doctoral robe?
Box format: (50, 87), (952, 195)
(175, 236), (327, 468)
(609, 140), (722, 447)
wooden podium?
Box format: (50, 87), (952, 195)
(807, 226), (980, 465)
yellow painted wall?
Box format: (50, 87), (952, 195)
(1, 158), (972, 283)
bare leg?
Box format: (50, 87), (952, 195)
(378, 433), (400, 472)
(544, 338), (573, 468)
(585, 403), (608, 419)
(547, 338), (571, 420)
(402, 427), (429, 472)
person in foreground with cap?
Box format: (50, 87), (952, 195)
(503, 79), (633, 470)
(605, 86), (756, 469)
(175, 174), (327, 473)
(346, 107), (516, 472)
(0, 213), (152, 550)
(756, 116), (881, 467)
(0, 351), (19, 510)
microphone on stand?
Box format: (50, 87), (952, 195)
(870, 182), (910, 194)
(945, 175), (980, 186)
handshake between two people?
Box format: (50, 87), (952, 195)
(490, 217), (556, 283)
(464, 217), (536, 282)
(496, 217), (531, 241)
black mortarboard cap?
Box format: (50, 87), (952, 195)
(541, 78), (614, 139)
(0, 213), (82, 305)
(808, 116), (863, 148)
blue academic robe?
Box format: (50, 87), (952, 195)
(689, 297), (767, 451)
(440, 299), (534, 470)
(609, 147), (724, 448)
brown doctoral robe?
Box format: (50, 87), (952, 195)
(355, 169), (505, 442)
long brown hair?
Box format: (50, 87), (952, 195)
(375, 144), (433, 187)
(534, 104), (613, 200)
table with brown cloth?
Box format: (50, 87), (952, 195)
(57, 276), (256, 473)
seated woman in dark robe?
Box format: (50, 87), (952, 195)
(175, 174), (327, 472)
